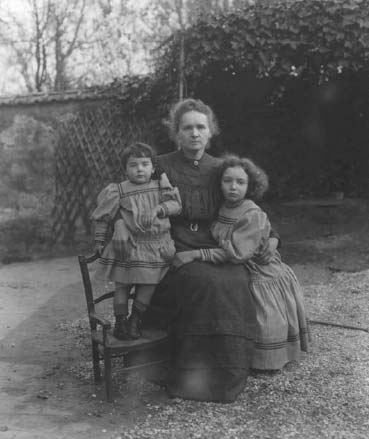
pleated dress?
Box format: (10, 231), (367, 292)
(91, 175), (181, 285)
(203, 199), (310, 370)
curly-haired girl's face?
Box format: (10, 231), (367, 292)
(221, 166), (248, 204)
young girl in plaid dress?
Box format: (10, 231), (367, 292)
(196, 154), (309, 370)
(91, 142), (181, 340)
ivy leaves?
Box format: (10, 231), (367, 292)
(108, 0), (369, 122)
(154, 0), (369, 100)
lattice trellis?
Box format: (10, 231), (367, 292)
(52, 104), (158, 243)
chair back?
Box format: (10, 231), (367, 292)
(78, 253), (137, 324)
(78, 253), (116, 327)
(78, 253), (99, 314)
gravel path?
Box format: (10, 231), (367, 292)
(59, 266), (369, 439)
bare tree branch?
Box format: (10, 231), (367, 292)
(64, 0), (86, 59)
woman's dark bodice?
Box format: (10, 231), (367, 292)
(157, 150), (222, 251)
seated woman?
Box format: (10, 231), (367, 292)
(148, 98), (281, 402)
(174, 154), (309, 371)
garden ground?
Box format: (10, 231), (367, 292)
(0, 198), (368, 439)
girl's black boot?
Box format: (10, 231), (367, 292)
(113, 314), (129, 340)
(128, 307), (144, 340)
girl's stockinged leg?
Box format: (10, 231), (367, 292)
(114, 282), (130, 316)
(113, 282), (131, 340)
(129, 284), (157, 339)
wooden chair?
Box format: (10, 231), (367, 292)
(78, 252), (169, 401)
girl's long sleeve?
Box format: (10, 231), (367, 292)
(199, 247), (229, 264)
(222, 210), (267, 263)
(158, 173), (182, 217)
(200, 210), (269, 265)
(90, 183), (120, 243)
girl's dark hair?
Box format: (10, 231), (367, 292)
(219, 154), (269, 200)
(121, 142), (156, 170)
(167, 98), (220, 140)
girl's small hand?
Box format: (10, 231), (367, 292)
(94, 242), (104, 256)
(172, 251), (199, 270)
(140, 206), (164, 230)
(140, 212), (154, 230)
(112, 219), (129, 258)
(254, 237), (278, 264)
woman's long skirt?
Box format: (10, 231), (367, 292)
(148, 261), (256, 402)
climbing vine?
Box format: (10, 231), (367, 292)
(100, 0), (369, 198)
(102, 0), (369, 117)
(155, 0), (369, 102)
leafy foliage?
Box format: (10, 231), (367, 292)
(0, 116), (55, 194)
(156, 0), (369, 101)
(109, 0), (369, 124)
(0, 116), (56, 260)
(106, 0), (369, 199)
(0, 115), (56, 208)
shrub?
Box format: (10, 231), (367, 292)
(0, 213), (53, 263)
(0, 115), (56, 260)
(0, 115), (56, 205)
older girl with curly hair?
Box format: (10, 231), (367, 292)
(178, 154), (309, 371)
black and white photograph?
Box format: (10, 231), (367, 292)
(0, 0), (368, 438)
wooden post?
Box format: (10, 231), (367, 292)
(175, 0), (185, 100)
(178, 31), (185, 100)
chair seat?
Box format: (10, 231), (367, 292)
(78, 252), (169, 400)
(92, 327), (168, 351)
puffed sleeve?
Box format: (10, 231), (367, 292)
(200, 209), (269, 264)
(222, 209), (268, 263)
(157, 172), (182, 218)
(90, 183), (120, 242)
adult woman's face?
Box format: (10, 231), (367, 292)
(176, 110), (211, 159)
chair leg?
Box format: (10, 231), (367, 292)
(104, 348), (113, 402)
(92, 341), (101, 383)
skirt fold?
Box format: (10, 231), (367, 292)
(148, 261), (255, 401)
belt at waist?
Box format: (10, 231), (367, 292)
(172, 219), (210, 232)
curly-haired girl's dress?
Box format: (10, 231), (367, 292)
(199, 198), (309, 370)
(91, 175), (181, 285)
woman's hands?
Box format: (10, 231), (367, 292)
(172, 250), (201, 270)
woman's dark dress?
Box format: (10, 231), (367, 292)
(149, 150), (256, 402)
